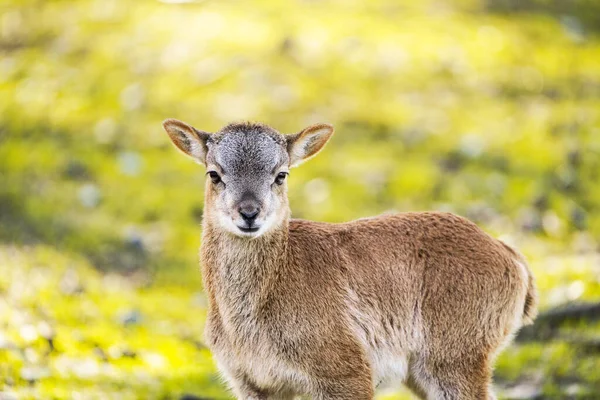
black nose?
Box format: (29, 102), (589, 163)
(238, 202), (260, 224)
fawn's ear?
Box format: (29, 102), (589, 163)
(286, 123), (334, 167)
(163, 119), (211, 165)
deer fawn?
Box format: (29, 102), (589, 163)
(163, 119), (537, 400)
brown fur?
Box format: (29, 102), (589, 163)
(201, 210), (536, 399)
(164, 119), (538, 400)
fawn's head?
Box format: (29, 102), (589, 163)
(163, 119), (334, 238)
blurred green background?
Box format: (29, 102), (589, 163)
(1, 0), (600, 398)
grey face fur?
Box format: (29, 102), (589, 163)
(163, 119), (334, 238)
(205, 123), (290, 237)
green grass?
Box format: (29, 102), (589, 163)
(0, 245), (225, 399)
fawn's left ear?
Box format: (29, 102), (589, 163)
(163, 119), (211, 166)
(286, 123), (334, 167)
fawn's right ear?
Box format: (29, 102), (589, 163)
(163, 119), (211, 165)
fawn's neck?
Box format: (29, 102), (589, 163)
(201, 218), (290, 312)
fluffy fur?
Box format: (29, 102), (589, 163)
(163, 119), (538, 400)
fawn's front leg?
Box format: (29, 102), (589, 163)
(307, 339), (374, 400)
(313, 377), (374, 400)
(217, 361), (296, 400)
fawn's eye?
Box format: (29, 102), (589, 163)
(275, 172), (288, 185)
(207, 171), (221, 184)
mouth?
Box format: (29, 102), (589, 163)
(238, 226), (260, 233)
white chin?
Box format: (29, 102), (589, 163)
(217, 213), (277, 238)
(234, 228), (262, 238)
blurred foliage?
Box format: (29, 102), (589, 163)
(0, 245), (224, 399)
(0, 0), (599, 398)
